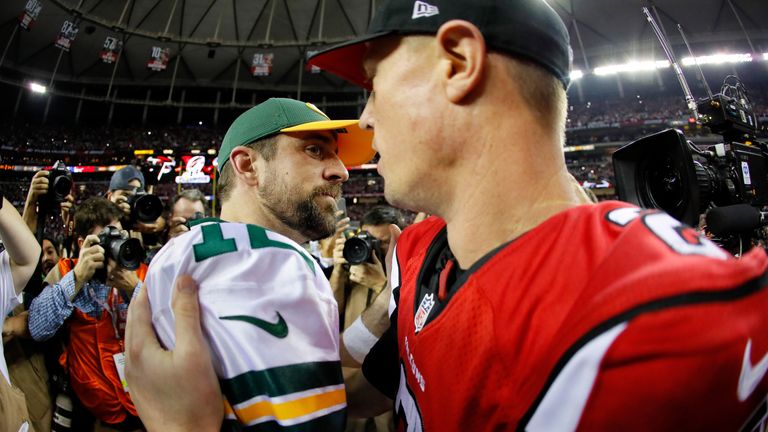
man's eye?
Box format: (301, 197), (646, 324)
(306, 146), (322, 157)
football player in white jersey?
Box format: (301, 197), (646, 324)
(126, 98), (375, 431)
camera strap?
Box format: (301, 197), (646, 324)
(87, 285), (126, 342)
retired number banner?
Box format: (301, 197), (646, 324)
(147, 46), (170, 71)
(251, 53), (274, 77)
(19, 0), (42, 30)
(100, 36), (123, 64)
(54, 20), (79, 51)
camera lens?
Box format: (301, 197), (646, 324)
(132, 194), (163, 223)
(116, 238), (143, 270)
(52, 176), (73, 200)
(344, 237), (371, 265)
(643, 155), (685, 213)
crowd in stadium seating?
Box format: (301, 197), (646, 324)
(1, 93), (765, 166)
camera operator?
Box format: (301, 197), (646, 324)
(28, 197), (146, 431)
(165, 188), (207, 240)
(106, 165), (166, 243)
(330, 206), (404, 432)
(0, 192), (42, 432)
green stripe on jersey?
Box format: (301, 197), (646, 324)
(222, 409), (346, 432)
(194, 223), (238, 262)
(220, 361), (343, 405)
(246, 225), (315, 274)
(190, 222), (316, 274)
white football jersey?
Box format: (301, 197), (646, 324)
(146, 219), (346, 430)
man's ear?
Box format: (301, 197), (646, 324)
(77, 237), (85, 249)
(435, 20), (487, 103)
(229, 146), (260, 187)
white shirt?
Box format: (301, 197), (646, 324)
(0, 250), (23, 385)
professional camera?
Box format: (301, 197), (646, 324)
(93, 226), (145, 282)
(613, 77), (767, 251)
(45, 161), (73, 205)
(343, 231), (383, 265)
(126, 190), (164, 224)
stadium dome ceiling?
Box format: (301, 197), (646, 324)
(0, 0), (765, 95)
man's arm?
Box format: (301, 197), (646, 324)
(27, 271), (78, 341)
(125, 275), (223, 432)
(329, 235), (350, 313)
(340, 225), (400, 367)
(0, 196), (42, 294)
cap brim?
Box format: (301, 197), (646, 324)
(281, 120), (375, 167)
(307, 31), (393, 90)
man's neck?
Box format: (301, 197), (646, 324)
(438, 137), (585, 269)
(220, 198), (307, 245)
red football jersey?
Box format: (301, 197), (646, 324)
(370, 201), (768, 431)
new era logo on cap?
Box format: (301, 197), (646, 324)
(412, 1), (439, 19)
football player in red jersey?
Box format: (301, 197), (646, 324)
(125, 0), (768, 430)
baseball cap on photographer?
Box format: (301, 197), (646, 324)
(307, 0), (572, 90)
(218, 98), (374, 169)
(109, 165), (145, 191)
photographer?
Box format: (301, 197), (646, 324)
(331, 206), (404, 328)
(28, 197), (145, 431)
(106, 165), (166, 242)
(330, 206), (404, 432)
(165, 188), (207, 240)
(21, 167), (75, 244)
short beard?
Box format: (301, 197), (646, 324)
(261, 180), (340, 241)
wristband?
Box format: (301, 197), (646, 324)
(343, 316), (379, 364)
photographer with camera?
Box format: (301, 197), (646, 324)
(331, 206), (404, 327)
(27, 197), (146, 431)
(165, 188), (208, 241)
(21, 165), (75, 249)
(330, 206), (404, 432)
(3, 165), (75, 432)
(106, 165), (166, 242)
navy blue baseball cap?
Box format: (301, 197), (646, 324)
(109, 165), (145, 191)
(308, 0), (572, 90)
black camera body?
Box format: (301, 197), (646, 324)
(45, 161), (73, 205)
(93, 226), (145, 282)
(126, 190), (164, 225)
(613, 128), (768, 227)
(613, 83), (766, 251)
(343, 231), (383, 265)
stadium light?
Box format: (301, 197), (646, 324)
(764, 53), (768, 61)
(681, 53), (753, 66)
(594, 60), (669, 76)
(28, 82), (47, 94)
(570, 69), (584, 81)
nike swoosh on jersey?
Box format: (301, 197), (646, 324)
(738, 339), (768, 402)
(219, 312), (289, 339)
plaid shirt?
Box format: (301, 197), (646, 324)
(28, 270), (140, 341)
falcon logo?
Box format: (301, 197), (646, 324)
(220, 312), (289, 339)
(738, 339), (768, 402)
(412, 1), (439, 19)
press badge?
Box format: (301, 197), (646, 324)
(113, 352), (129, 392)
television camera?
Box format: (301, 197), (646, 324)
(612, 9), (767, 254)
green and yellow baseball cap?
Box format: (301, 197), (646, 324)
(219, 98), (375, 169)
